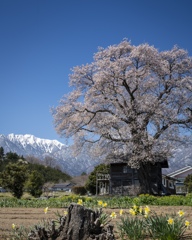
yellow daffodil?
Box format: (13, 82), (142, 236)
(103, 203), (107, 207)
(185, 220), (191, 228)
(133, 205), (137, 210)
(64, 211), (68, 216)
(145, 206), (150, 214)
(44, 207), (48, 214)
(139, 208), (142, 213)
(110, 212), (116, 219)
(144, 214), (148, 218)
(129, 209), (136, 215)
(98, 200), (103, 206)
(129, 209), (134, 214)
(168, 218), (174, 225)
(77, 199), (83, 205)
(178, 210), (184, 217)
(12, 223), (16, 229)
(119, 209), (124, 216)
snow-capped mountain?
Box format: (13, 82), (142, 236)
(1, 134), (192, 176)
(0, 134), (100, 176)
(163, 145), (192, 174)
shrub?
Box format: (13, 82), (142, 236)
(26, 171), (44, 198)
(145, 212), (187, 240)
(138, 194), (158, 205)
(117, 215), (146, 240)
(0, 163), (28, 199)
(72, 186), (87, 195)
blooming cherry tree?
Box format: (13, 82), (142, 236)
(52, 40), (192, 193)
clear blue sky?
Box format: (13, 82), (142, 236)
(1, 0), (192, 144)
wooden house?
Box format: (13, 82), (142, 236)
(167, 166), (192, 194)
(96, 154), (169, 195)
(162, 174), (177, 195)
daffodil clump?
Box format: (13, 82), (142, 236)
(77, 199), (83, 205)
(144, 209), (191, 239)
(128, 205), (150, 218)
(129, 205), (139, 215)
(175, 210), (191, 228)
(97, 200), (107, 208)
(117, 208), (191, 240)
(109, 209), (125, 221)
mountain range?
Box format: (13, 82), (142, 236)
(0, 133), (192, 176)
(0, 134), (100, 176)
(162, 145), (192, 174)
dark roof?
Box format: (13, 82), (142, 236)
(105, 153), (169, 168)
(162, 174), (179, 181)
(52, 183), (76, 188)
(105, 154), (129, 164)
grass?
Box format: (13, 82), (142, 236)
(0, 192), (192, 208)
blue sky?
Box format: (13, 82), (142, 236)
(0, 0), (192, 145)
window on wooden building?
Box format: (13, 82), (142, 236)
(168, 181), (174, 189)
(162, 178), (166, 187)
(123, 166), (128, 173)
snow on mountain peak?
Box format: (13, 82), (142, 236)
(0, 133), (99, 175)
(7, 133), (67, 152)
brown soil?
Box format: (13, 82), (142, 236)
(0, 206), (192, 239)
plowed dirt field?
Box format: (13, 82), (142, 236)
(0, 206), (192, 239)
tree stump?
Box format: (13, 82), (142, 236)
(28, 203), (115, 240)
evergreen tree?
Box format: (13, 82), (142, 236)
(0, 163), (28, 198)
(184, 174), (192, 193)
(81, 172), (87, 176)
(26, 170), (44, 198)
(6, 151), (20, 161)
(0, 147), (4, 160)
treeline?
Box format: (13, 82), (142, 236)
(0, 147), (71, 183)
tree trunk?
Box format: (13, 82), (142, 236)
(137, 163), (162, 195)
(137, 163), (153, 194)
(28, 203), (114, 240)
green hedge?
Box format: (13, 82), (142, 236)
(72, 186), (87, 195)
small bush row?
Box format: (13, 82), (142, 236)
(0, 193), (192, 208)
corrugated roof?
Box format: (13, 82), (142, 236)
(167, 165), (192, 177)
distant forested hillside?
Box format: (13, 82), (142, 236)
(0, 147), (71, 183)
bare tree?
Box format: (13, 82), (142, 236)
(43, 156), (56, 168)
(55, 164), (62, 171)
(42, 182), (53, 198)
(52, 40), (192, 193)
(25, 155), (42, 165)
(71, 175), (89, 186)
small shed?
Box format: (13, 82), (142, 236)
(96, 154), (169, 195)
(51, 183), (76, 192)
